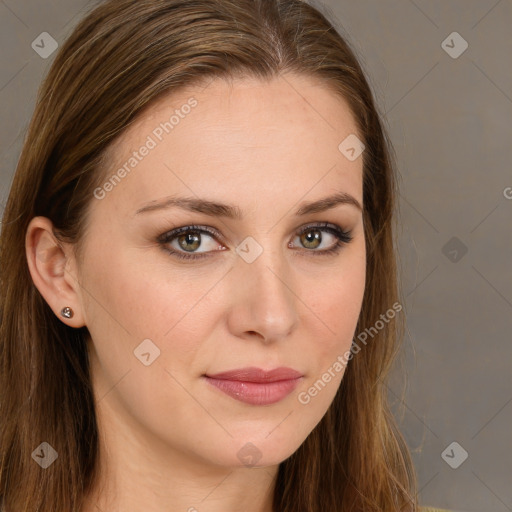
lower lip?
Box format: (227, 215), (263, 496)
(204, 376), (302, 405)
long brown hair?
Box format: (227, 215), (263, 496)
(0, 0), (417, 510)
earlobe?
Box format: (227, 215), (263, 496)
(25, 216), (85, 328)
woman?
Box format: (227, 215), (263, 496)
(0, 0), (442, 510)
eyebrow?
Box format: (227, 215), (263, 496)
(134, 191), (362, 218)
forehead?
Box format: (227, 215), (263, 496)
(98, 73), (364, 213)
(106, 72), (362, 155)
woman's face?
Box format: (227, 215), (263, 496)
(75, 73), (366, 468)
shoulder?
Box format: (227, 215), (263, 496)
(421, 507), (452, 512)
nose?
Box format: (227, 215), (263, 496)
(226, 244), (300, 344)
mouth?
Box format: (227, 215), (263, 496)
(203, 367), (303, 406)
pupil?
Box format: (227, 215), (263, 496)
(180, 232), (200, 251)
(303, 230), (321, 248)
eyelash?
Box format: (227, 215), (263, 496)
(158, 223), (353, 261)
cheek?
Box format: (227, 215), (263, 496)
(83, 243), (211, 335)
(310, 259), (365, 339)
(80, 248), (217, 425)
(81, 245), (225, 383)
(300, 253), (366, 384)
(295, 274), (365, 413)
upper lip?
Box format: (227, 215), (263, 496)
(205, 366), (303, 383)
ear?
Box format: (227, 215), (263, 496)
(25, 216), (85, 328)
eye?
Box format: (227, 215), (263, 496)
(158, 222), (353, 261)
(158, 225), (225, 260)
(290, 222), (353, 256)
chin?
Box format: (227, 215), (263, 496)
(222, 435), (303, 469)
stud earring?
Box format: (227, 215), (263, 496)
(61, 307), (74, 319)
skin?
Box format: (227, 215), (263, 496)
(25, 72), (366, 512)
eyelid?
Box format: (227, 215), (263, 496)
(157, 224), (225, 244)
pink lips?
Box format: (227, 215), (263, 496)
(204, 367), (303, 405)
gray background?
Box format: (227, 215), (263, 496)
(1, 1), (511, 511)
